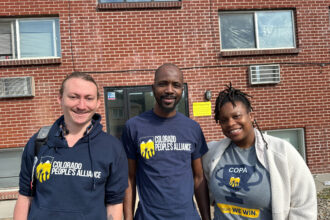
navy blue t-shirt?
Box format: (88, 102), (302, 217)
(122, 110), (208, 220)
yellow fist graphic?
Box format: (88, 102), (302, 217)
(140, 140), (155, 159)
(36, 159), (52, 183)
(229, 177), (240, 188)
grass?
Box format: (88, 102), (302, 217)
(318, 187), (330, 200)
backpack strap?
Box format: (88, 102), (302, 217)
(30, 125), (51, 193)
(34, 125), (52, 156)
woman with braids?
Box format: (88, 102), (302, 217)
(202, 83), (317, 220)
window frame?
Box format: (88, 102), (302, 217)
(97, 0), (181, 10)
(0, 147), (23, 189)
(219, 10), (296, 51)
(103, 84), (189, 138)
(0, 17), (61, 60)
(99, 0), (180, 2)
(0, 21), (15, 58)
(263, 128), (306, 160)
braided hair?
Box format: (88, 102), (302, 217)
(214, 82), (253, 124)
(214, 82), (268, 147)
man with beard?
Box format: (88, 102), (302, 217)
(122, 63), (210, 220)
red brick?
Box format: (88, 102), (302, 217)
(0, 0), (329, 173)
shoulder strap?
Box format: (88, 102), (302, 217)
(31, 125), (52, 193)
(34, 125), (52, 156)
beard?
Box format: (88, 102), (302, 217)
(155, 95), (181, 113)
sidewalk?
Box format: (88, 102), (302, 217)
(0, 199), (15, 220)
(0, 173), (329, 219)
(314, 173), (330, 193)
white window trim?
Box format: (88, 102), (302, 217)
(1, 17), (60, 60)
(11, 21), (16, 59)
(263, 128), (306, 160)
(219, 10), (296, 51)
(52, 19), (58, 58)
(15, 19), (20, 59)
(0, 147), (23, 189)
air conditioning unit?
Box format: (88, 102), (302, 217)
(0, 76), (35, 98)
(249, 64), (280, 85)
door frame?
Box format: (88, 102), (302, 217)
(103, 84), (189, 135)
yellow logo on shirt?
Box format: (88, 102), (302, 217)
(140, 139), (155, 159)
(36, 156), (54, 183)
(217, 203), (260, 218)
(229, 177), (241, 187)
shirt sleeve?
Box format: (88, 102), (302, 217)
(191, 125), (208, 160)
(19, 134), (37, 197)
(121, 122), (137, 160)
(105, 140), (128, 204)
(287, 143), (317, 220)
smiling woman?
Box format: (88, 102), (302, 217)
(203, 83), (317, 220)
(217, 101), (255, 149)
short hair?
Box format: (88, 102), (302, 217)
(154, 63), (183, 82)
(59, 72), (100, 99)
(214, 82), (253, 124)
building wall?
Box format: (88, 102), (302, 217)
(0, 0), (329, 174)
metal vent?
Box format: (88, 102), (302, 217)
(249, 65), (280, 85)
(0, 76), (35, 98)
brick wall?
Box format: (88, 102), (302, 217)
(0, 0), (329, 174)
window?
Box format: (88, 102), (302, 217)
(99, 0), (179, 2)
(0, 148), (23, 189)
(263, 128), (305, 160)
(0, 18), (61, 60)
(104, 85), (188, 139)
(219, 10), (295, 50)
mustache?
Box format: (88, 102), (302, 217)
(161, 95), (176, 99)
(72, 109), (91, 114)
